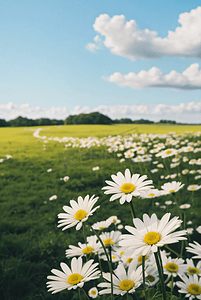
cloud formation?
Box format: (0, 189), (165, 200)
(89, 6), (201, 60)
(102, 63), (201, 90)
(1, 102), (201, 124)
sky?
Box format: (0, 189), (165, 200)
(0, 0), (201, 123)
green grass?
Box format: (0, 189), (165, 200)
(0, 125), (201, 300)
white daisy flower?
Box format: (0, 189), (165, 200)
(98, 260), (143, 296)
(140, 189), (161, 199)
(196, 226), (201, 234)
(49, 195), (57, 201)
(47, 257), (100, 294)
(88, 287), (98, 298)
(163, 256), (187, 278)
(92, 219), (112, 230)
(176, 274), (201, 300)
(186, 242), (201, 259)
(65, 236), (101, 258)
(99, 230), (122, 249)
(155, 148), (178, 158)
(57, 194), (100, 231)
(161, 181), (185, 195)
(119, 213), (187, 256)
(102, 169), (153, 205)
(186, 259), (201, 276)
(180, 204), (191, 209)
(146, 265), (159, 286)
(187, 185), (201, 191)
(47, 168), (52, 172)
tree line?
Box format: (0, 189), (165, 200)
(0, 112), (195, 127)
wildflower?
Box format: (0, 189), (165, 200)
(119, 158), (125, 163)
(176, 274), (201, 300)
(49, 195), (57, 201)
(186, 242), (201, 259)
(106, 215), (121, 225)
(88, 287), (98, 298)
(46, 257), (100, 294)
(98, 260), (143, 296)
(196, 226), (201, 234)
(156, 148), (178, 158)
(63, 176), (69, 182)
(140, 189), (161, 199)
(157, 164), (164, 168)
(151, 169), (158, 173)
(47, 168), (52, 172)
(170, 162), (180, 168)
(146, 265), (159, 286)
(0, 159), (4, 163)
(102, 169), (153, 205)
(100, 230), (122, 248)
(119, 213), (187, 256)
(92, 166), (99, 171)
(57, 195), (100, 231)
(165, 201), (173, 205)
(92, 219), (112, 230)
(186, 259), (201, 276)
(182, 169), (189, 175)
(6, 154), (12, 159)
(180, 203), (191, 209)
(65, 236), (101, 258)
(187, 228), (194, 235)
(161, 181), (184, 195)
(163, 257), (187, 278)
(187, 185), (201, 191)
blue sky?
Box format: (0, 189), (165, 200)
(0, 0), (201, 122)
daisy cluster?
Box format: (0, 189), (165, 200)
(46, 168), (201, 300)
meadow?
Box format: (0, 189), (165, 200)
(0, 124), (201, 300)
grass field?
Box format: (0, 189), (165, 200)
(0, 124), (201, 300)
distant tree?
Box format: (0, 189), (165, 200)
(159, 119), (176, 124)
(133, 119), (154, 124)
(113, 118), (133, 124)
(0, 119), (9, 127)
(64, 112), (113, 125)
(8, 116), (37, 127)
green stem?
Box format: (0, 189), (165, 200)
(172, 193), (182, 220)
(142, 255), (147, 300)
(109, 246), (114, 300)
(129, 200), (136, 219)
(78, 288), (82, 300)
(170, 275), (174, 300)
(164, 245), (181, 258)
(154, 250), (166, 300)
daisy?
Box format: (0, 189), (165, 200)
(98, 260), (143, 296)
(180, 204), (191, 209)
(57, 194), (100, 231)
(119, 213), (187, 256)
(88, 287), (98, 298)
(99, 231), (122, 249)
(155, 148), (178, 158)
(163, 257), (187, 278)
(186, 242), (201, 259)
(186, 259), (201, 276)
(196, 226), (201, 234)
(102, 169), (153, 205)
(92, 219), (112, 230)
(49, 195), (57, 201)
(161, 181), (185, 195)
(139, 189), (161, 199)
(176, 274), (201, 300)
(65, 236), (101, 258)
(187, 185), (201, 191)
(46, 257), (100, 294)
(145, 265), (159, 286)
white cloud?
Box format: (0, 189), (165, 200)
(102, 63), (201, 90)
(90, 7), (201, 60)
(86, 35), (102, 52)
(0, 102), (201, 124)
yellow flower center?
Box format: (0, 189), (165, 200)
(113, 219), (116, 223)
(112, 256), (116, 259)
(190, 187), (196, 191)
(103, 238), (115, 246)
(99, 226), (104, 230)
(82, 246), (94, 254)
(74, 209), (87, 220)
(148, 275), (155, 282)
(164, 263), (178, 273)
(120, 183), (135, 194)
(165, 150), (172, 155)
(148, 193), (155, 197)
(169, 189), (176, 194)
(187, 284), (201, 295)
(138, 254), (148, 263)
(144, 232), (160, 245)
(119, 279), (135, 291)
(91, 290), (96, 295)
(67, 273), (83, 285)
(126, 258), (133, 264)
(120, 251), (124, 255)
(188, 267), (200, 275)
